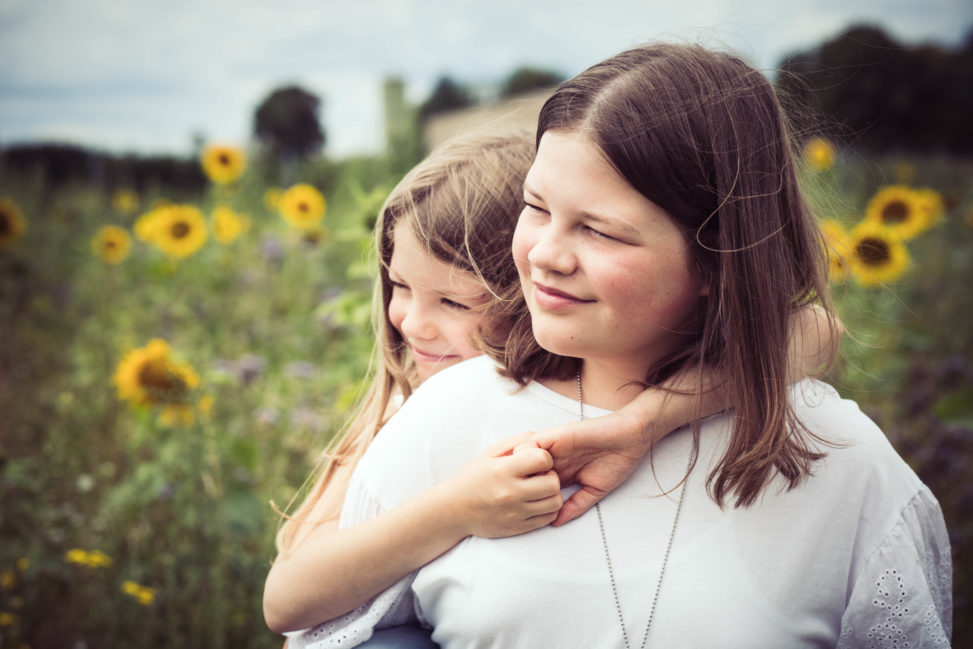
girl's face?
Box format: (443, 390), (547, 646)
(388, 220), (491, 383)
(512, 130), (708, 380)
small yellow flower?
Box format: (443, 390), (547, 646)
(279, 184), (326, 230)
(893, 162), (915, 184)
(113, 339), (200, 408)
(212, 207), (250, 244)
(86, 550), (112, 568)
(914, 187), (945, 229)
(111, 189), (140, 214)
(0, 197), (27, 250)
(134, 208), (163, 243)
(803, 137), (836, 172)
(15, 558), (28, 572)
(197, 394), (214, 415)
(151, 205), (208, 258)
(0, 612), (16, 626)
(121, 580), (156, 606)
(201, 144), (247, 185)
(64, 549), (89, 565)
(159, 404), (195, 427)
(263, 187), (283, 211)
(0, 570), (16, 590)
(819, 219), (851, 282)
(91, 225), (132, 265)
(863, 185), (927, 240)
(846, 221), (910, 286)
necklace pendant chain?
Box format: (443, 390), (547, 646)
(577, 370), (692, 649)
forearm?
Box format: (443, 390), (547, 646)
(263, 482), (466, 634)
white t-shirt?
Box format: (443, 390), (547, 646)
(290, 355), (952, 649)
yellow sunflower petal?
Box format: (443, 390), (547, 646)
(863, 185), (927, 240)
(201, 144), (247, 185)
(846, 221), (911, 286)
(92, 225), (132, 264)
(279, 184), (326, 230)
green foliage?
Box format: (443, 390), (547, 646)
(253, 86), (327, 161)
(777, 23), (973, 153)
(498, 66), (564, 98)
(0, 140), (971, 646)
(0, 154), (396, 648)
(418, 76), (474, 122)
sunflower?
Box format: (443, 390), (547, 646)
(846, 222), (910, 286)
(200, 144), (247, 185)
(151, 205), (207, 258)
(113, 339), (200, 408)
(91, 225), (132, 264)
(863, 185), (927, 240)
(279, 183), (326, 230)
(819, 219), (851, 282)
(0, 198), (26, 250)
(122, 580), (157, 606)
(212, 206), (250, 244)
(111, 189), (139, 214)
(914, 187), (945, 230)
(803, 137), (836, 172)
(134, 208), (163, 243)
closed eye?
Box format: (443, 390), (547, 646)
(523, 200), (548, 214)
(390, 279), (409, 291)
(441, 298), (471, 311)
(583, 224), (618, 242)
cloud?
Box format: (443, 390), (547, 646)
(0, 0), (969, 156)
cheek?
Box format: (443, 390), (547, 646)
(510, 217), (534, 273)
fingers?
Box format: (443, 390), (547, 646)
(505, 445), (555, 476)
(551, 485), (606, 527)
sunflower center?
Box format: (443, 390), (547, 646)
(218, 153), (231, 166)
(881, 200), (909, 224)
(106, 240), (117, 249)
(856, 237), (891, 266)
(171, 222), (191, 239)
(0, 214), (9, 235)
(297, 201), (309, 213)
(137, 359), (183, 394)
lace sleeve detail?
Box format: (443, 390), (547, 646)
(284, 574), (419, 649)
(837, 486), (953, 648)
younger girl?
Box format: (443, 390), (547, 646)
(264, 131), (840, 646)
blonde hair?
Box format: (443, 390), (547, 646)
(275, 131), (535, 556)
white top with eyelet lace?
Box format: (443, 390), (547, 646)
(287, 355), (952, 649)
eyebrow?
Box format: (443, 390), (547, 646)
(524, 184), (643, 239)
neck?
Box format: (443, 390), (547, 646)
(541, 358), (647, 411)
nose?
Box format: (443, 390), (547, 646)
(526, 223), (576, 275)
(399, 300), (437, 342)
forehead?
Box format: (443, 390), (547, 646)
(390, 221), (489, 299)
(526, 130), (674, 232)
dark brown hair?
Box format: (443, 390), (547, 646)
(504, 43), (836, 507)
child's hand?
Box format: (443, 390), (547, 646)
(443, 435), (562, 539)
(529, 411), (649, 527)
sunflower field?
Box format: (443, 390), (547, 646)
(1, 137), (972, 647)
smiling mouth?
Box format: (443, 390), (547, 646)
(532, 281), (592, 307)
(410, 345), (457, 362)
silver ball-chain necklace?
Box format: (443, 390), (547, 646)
(577, 369), (692, 649)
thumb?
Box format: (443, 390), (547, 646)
(552, 486), (607, 527)
(512, 440), (541, 455)
(489, 431), (537, 457)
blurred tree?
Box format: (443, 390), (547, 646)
(777, 24), (973, 153)
(498, 66), (564, 98)
(253, 86), (326, 160)
(418, 76), (474, 122)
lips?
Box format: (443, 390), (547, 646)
(410, 345), (457, 363)
(531, 280), (592, 310)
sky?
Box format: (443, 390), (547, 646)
(0, 0), (970, 158)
